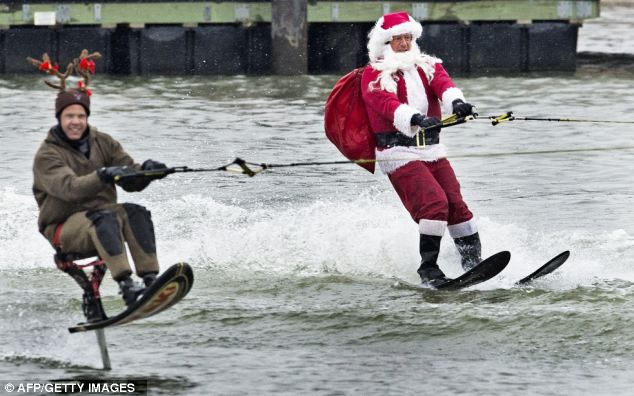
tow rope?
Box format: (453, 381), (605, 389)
(113, 111), (634, 179)
(484, 111), (634, 126)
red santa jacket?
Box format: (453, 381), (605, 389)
(361, 58), (465, 174)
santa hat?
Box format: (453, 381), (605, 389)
(367, 11), (423, 62)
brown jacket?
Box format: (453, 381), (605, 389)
(32, 125), (139, 239)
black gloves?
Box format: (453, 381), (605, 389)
(411, 113), (442, 133)
(98, 160), (168, 192)
(142, 159), (169, 180)
(142, 159), (167, 171)
(452, 99), (475, 118)
(97, 165), (146, 192)
(97, 164), (153, 192)
(97, 166), (136, 184)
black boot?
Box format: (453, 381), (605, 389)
(417, 234), (451, 288)
(454, 232), (482, 272)
(117, 275), (145, 306)
(142, 272), (158, 287)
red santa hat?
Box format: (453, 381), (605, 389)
(367, 11), (423, 62)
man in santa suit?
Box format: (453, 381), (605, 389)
(361, 11), (480, 287)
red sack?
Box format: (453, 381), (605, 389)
(324, 66), (376, 173)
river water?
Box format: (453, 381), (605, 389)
(2, 14), (634, 396)
(578, 3), (634, 54)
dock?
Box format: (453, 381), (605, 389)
(0, 1), (600, 75)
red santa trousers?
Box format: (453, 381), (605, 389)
(387, 159), (473, 229)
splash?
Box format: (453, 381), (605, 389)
(2, 187), (632, 288)
(0, 187), (52, 268)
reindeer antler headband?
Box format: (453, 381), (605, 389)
(73, 49), (102, 95)
(26, 53), (74, 91)
(27, 49), (101, 95)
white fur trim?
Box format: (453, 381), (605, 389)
(448, 218), (478, 238)
(419, 219), (447, 236)
(394, 104), (419, 136)
(368, 16), (423, 62)
(402, 67), (428, 117)
(375, 144), (447, 174)
(441, 87), (465, 115)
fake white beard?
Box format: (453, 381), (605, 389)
(370, 43), (438, 93)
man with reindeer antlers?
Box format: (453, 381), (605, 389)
(361, 12), (479, 287)
(30, 50), (168, 311)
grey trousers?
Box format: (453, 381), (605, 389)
(49, 203), (160, 280)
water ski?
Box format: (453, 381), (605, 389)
(69, 262), (194, 333)
(395, 251), (511, 291)
(516, 251), (570, 285)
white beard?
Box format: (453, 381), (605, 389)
(379, 45), (423, 71)
(370, 43), (440, 94)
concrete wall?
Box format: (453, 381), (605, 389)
(2, 22), (579, 75)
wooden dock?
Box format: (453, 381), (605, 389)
(0, 1), (601, 75)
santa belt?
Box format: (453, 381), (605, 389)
(375, 130), (440, 149)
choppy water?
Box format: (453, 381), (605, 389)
(2, 17), (634, 396)
(578, 4), (634, 54)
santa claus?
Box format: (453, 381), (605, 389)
(361, 11), (480, 287)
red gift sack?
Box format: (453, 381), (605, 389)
(324, 66), (376, 173)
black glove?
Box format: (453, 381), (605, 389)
(142, 159), (166, 170)
(452, 99), (475, 118)
(142, 159), (169, 180)
(97, 166), (137, 184)
(411, 113), (442, 134)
